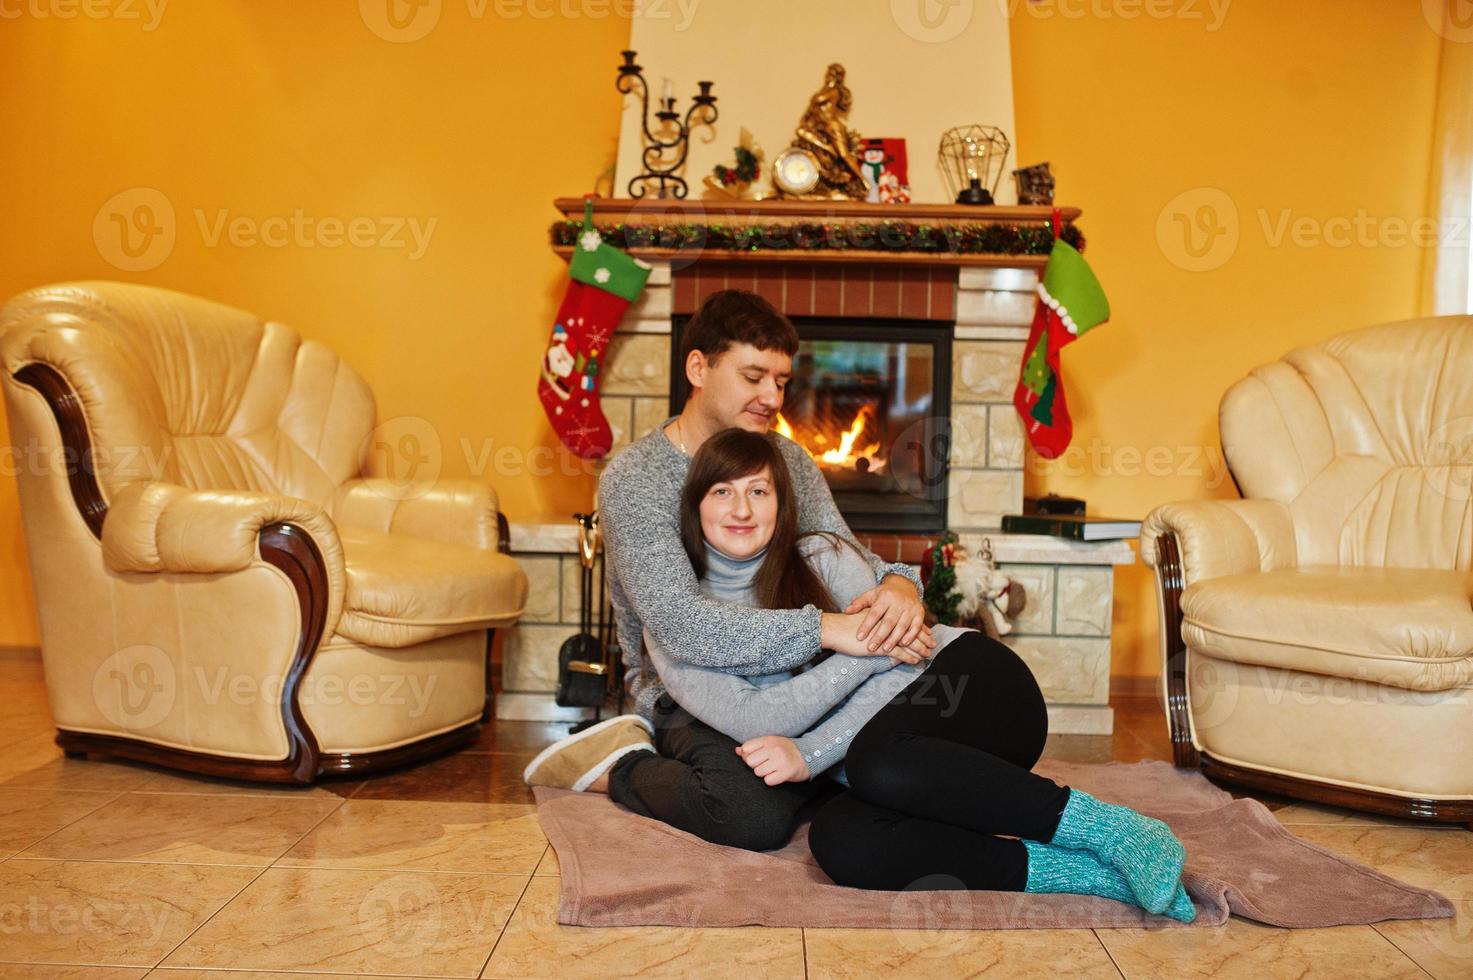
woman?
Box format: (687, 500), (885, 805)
(656, 427), (1194, 920)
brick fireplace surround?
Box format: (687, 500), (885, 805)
(498, 199), (1133, 735)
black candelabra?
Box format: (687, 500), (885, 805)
(616, 50), (717, 200)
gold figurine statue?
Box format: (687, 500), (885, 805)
(774, 64), (868, 200)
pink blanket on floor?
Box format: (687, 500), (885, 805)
(533, 759), (1454, 929)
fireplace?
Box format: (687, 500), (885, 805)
(670, 316), (952, 533)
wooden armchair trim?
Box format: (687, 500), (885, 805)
(1153, 531), (1473, 827)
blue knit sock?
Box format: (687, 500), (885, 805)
(1047, 789), (1187, 914)
(1023, 840), (1196, 923)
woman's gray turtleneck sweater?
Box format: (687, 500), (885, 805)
(645, 535), (970, 779)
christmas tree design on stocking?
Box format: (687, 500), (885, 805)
(1013, 213), (1110, 459)
(538, 201), (652, 459)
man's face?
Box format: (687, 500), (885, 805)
(688, 342), (793, 433)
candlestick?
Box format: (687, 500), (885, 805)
(615, 51), (719, 200)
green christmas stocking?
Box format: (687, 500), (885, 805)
(1012, 212), (1110, 458)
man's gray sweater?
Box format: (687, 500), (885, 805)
(598, 418), (923, 719)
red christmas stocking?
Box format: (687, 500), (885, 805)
(538, 202), (651, 459)
(1012, 210), (1111, 459)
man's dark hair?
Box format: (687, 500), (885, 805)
(680, 289), (800, 366)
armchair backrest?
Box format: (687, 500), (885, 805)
(1220, 316), (1473, 570)
(0, 281), (376, 509)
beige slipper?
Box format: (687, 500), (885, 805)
(522, 714), (655, 792)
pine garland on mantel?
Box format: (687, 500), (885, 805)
(549, 218), (1084, 257)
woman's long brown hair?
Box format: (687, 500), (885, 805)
(680, 428), (841, 613)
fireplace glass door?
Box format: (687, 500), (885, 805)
(670, 317), (951, 533)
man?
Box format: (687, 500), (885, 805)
(525, 290), (933, 850)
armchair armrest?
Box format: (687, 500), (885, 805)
(1141, 498), (1296, 586)
(1141, 498), (1294, 770)
(101, 481), (346, 638)
(331, 478), (509, 552)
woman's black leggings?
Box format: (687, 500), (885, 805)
(807, 631), (1070, 892)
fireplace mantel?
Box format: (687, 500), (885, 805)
(551, 197), (1083, 269)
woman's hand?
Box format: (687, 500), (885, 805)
(821, 611), (932, 664)
(846, 575), (934, 654)
(736, 735), (811, 785)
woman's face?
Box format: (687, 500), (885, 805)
(699, 466), (778, 560)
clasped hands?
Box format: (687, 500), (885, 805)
(820, 573), (935, 666)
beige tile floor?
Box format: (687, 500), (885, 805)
(0, 647), (1468, 979)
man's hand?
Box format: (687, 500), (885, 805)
(846, 574), (934, 654)
(820, 612), (930, 663)
(736, 735), (811, 786)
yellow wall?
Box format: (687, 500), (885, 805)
(0, 3), (1446, 681)
(1010, 2), (1441, 676)
(0, 2), (629, 645)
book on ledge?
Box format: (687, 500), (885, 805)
(1001, 513), (1142, 541)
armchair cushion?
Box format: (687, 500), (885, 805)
(331, 478), (504, 552)
(1182, 566), (1473, 692)
(1141, 499), (1297, 585)
(335, 526), (527, 648)
(101, 480), (346, 634)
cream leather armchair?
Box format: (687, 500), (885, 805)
(1, 282), (528, 782)
(1143, 316), (1473, 826)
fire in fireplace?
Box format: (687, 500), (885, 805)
(670, 317), (951, 533)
